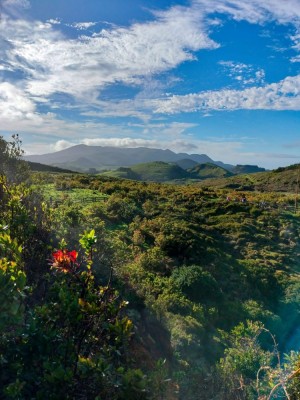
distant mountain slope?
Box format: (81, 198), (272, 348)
(27, 161), (76, 173)
(24, 144), (269, 177)
(188, 162), (233, 179)
(24, 145), (228, 172)
(232, 164), (266, 174)
(197, 163), (300, 192)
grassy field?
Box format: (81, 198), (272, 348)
(37, 183), (108, 204)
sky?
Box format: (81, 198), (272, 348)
(1, 0), (300, 168)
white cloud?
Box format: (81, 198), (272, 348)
(291, 55), (300, 63)
(52, 139), (76, 152)
(82, 137), (163, 148)
(3, 0), (30, 9)
(195, 0), (300, 25)
(1, 0), (300, 151)
(81, 99), (152, 122)
(219, 61), (265, 86)
(47, 19), (61, 25)
(1, 0), (300, 116)
(0, 82), (35, 118)
(0, 4), (217, 104)
(69, 22), (98, 30)
(195, 0), (300, 60)
(151, 74), (300, 113)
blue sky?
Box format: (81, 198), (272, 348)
(1, 0), (300, 168)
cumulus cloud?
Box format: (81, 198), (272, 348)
(151, 74), (300, 114)
(219, 61), (265, 86)
(52, 139), (76, 152)
(69, 22), (98, 30)
(47, 19), (61, 25)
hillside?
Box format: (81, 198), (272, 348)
(101, 161), (191, 181)
(188, 162), (234, 179)
(29, 171), (300, 399)
(197, 163), (300, 192)
(3, 135), (300, 400)
(232, 164), (266, 174)
(27, 161), (76, 173)
(175, 158), (199, 169)
(100, 161), (236, 182)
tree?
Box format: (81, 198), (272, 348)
(0, 134), (28, 183)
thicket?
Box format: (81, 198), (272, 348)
(0, 137), (165, 400)
(2, 136), (300, 399)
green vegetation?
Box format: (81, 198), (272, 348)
(2, 136), (300, 399)
(28, 161), (76, 173)
(101, 161), (190, 182)
(198, 163), (300, 192)
(100, 161), (234, 182)
(187, 162), (233, 179)
(232, 164), (266, 174)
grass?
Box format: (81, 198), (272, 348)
(37, 184), (108, 204)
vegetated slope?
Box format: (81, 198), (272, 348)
(198, 163), (300, 192)
(27, 161), (76, 173)
(101, 161), (191, 182)
(188, 162), (234, 179)
(101, 162), (235, 182)
(33, 171), (300, 399)
(99, 167), (141, 180)
(232, 164), (266, 174)
(131, 161), (191, 181)
(175, 158), (198, 169)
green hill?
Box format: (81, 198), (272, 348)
(101, 161), (191, 182)
(100, 161), (236, 182)
(188, 162), (233, 179)
(100, 167), (140, 180)
(175, 158), (198, 169)
(131, 161), (190, 181)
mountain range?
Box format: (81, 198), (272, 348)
(24, 145), (265, 175)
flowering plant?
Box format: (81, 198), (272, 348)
(51, 249), (78, 273)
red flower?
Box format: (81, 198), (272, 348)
(67, 250), (78, 263)
(51, 249), (78, 273)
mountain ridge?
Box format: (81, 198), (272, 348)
(24, 144), (264, 174)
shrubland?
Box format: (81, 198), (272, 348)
(1, 135), (300, 399)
